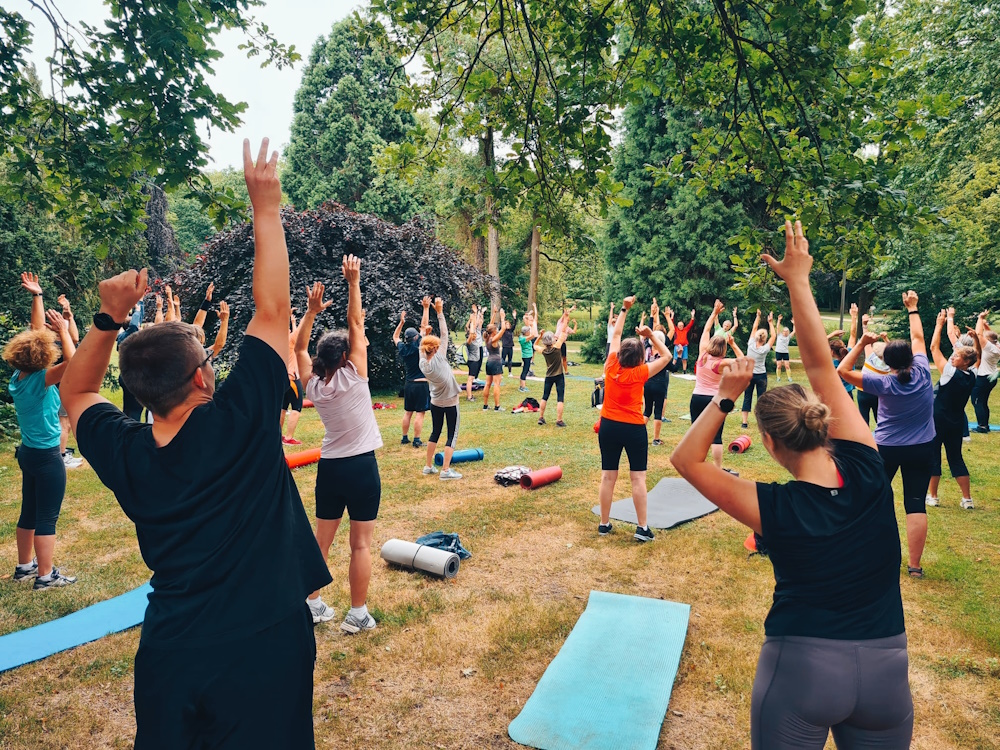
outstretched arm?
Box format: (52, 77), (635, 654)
(700, 300), (724, 349)
(434, 297), (449, 350)
(211, 301), (230, 358)
(242, 138), (291, 358)
(44, 310), (77, 387)
(392, 311), (406, 345)
(929, 309), (949, 374)
(609, 297), (635, 355)
(21, 273), (45, 331)
(767, 311), (777, 348)
(420, 296), (431, 334)
(637, 324), (673, 376)
(154, 294), (164, 324)
(749, 309), (761, 342)
(946, 307), (959, 346)
(727, 334), (744, 358)
(164, 286), (175, 322)
(295, 282), (333, 382)
(903, 291), (926, 357)
(192, 282), (215, 329)
(665, 308), (676, 340)
(731, 307), (739, 336)
(57, 294), (80, 344)
(343, 255), (367, 378)
(847, 304), (859, 350)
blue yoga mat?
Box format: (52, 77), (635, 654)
(968, 422), (1000, 432)
(434, 448), (484, 466)
(0, 584), (151, 673)
(508, 591), (690, 750)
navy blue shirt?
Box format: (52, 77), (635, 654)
(397, 340), (423, 382)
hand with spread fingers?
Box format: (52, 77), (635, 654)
(762, 220), (813, 283)
(306, 282), (332, 315)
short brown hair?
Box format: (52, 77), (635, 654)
(119, 322), (205, 416)
(2, 330), (59, 373)
(618, 338), (644, 368)
(704, 335), (727, 358)
(755, 384), (832, 453)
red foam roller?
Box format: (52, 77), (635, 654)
(593, 419), (601, 434)
(729, 435), (752, 454)
(520, 466), (563, 489)
(302, 399), (315, 409)
(286, 447), (321, 469)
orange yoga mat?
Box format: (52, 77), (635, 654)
(285, 447), (321, 469)
(520, 466), (563, 489)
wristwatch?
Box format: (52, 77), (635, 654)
(92, 312), (127, 331)
(714, 396), (735, 413)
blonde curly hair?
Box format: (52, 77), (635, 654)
(2, 330), (59, 373)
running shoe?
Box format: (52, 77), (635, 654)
(555, 420), (566, 427)
(401, 435), (410, 445)
(494, 406), (504, 412)
(926, 495), (940, 507)
(340, 612), (377, 634)
(598, 522), (613, 536)
(422, 465), (439, 475)
(537, 417), (546, 426)
(440, 468), (462, 480)
(62, 452), (83, 469)
(33, 567), (77, 590)
(282, 436), (302, 445)
(974, 426), (991, 434)
(13, 558), (37, 583)
(741, 423), (749, 430)
(963, 436), (972, 443)
(652, 439), (663, 446)
(308, 598), (337, 624)
(961, 498), (975, 510)
(634, 526), (655, 543)
(412, 437), (424, 448)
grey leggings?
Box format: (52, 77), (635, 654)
(751, 633), (912, 749)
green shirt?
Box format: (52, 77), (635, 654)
(518, 335), (534, 359)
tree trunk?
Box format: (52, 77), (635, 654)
(480, 127), (501, 308)
(528, 223), (540, 312)
(472, 234), (485, 269)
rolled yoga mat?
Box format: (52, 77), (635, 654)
(521, 466), (562, 489)
(0, 584), (152, 673)
(508, 591), (690, 750)
(380, 539), (461, 578)
(434, 447), (484, 466)
(302, 399), (314, 409)
(968, 422), (1000, 432)
(285, 447), (321, 469)
(729, 434), (752, 454)
(593, 477), (719, 530)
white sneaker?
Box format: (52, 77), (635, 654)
(440, 468), (463, 480)
(961, 498), (975, 510)
(340, 611), (377, 634)
(62, 453), (83, 469)
(308, 598), (336, 623)
(963, 436), (972, 443)
(926, 495), (940, 507)
(422, 465), (439, 475)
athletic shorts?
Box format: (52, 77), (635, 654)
(315, 451), (381, 521)
(598, 417), (648, 472)
(643, 382), (667, 421)
(282, 378), (304, 412)
(467, 358), (482, 377)
(542, 374), (565, 402)
(485, 359), (503, 377)
(674, 344), (689, 360)
(690, 393), (724, 445)
(403, 381), (430, 413)
(775, 351), (790, 361)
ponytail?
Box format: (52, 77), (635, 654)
(883, 340), (914, 384)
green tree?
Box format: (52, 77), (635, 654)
(283, 19), (418, 223)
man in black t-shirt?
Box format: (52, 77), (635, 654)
(61, 138), (331, 750)
(392, 296), (431, 447)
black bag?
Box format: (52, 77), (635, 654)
(591, 377), (605, 408)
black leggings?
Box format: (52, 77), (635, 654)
(429, 403), (459, 448)
(878, 441), (935, 514)
(857, 391), (879, 428)
(751, 633), (912, 750)
(643, 383), (667, 421)
(520, 356), (533, 382)
(502, 346), (514, 372)
(16, 445), (66, 536)
(972, 374), (997, 428)
(542, 374), (565, 402)
(931, 417), (968, 479)
(742, 372), (768, 413)
(690, 393), (724, 445)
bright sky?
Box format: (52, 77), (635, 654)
(11, 0), (360, 170)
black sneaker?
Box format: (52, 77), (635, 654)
(33, 567), (77, 590)
(13, 558), (37, 583)
(556, 420), (567, 427)
(652, 439), (663, 446)
(741, 423), (749, 430)
(401, 435), (410, 445)
(537, 417), (546, 425)
(494, 406), (503, 412)
(483, 404), (489, 411)
(634, 526), (655, 542)
(598, 522), (613, 536)
(412, 437), (424, 448)
(974, 426), (991, 434)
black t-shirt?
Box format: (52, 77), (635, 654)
(501, 328), (514, 348)
(76, 336), (332, 646)
(397, 340), (424, 382)
(756, 440), (904, 640)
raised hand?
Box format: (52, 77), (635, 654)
(57, 294), (71, 313)
(947, 306), (956, 318)
(767, 311), (774, 323)
(423, 296), (432, 309)
(98, 269), (149, 322)
(635, 324), (653, 339)
(762, 220), (812, 282)
(242, 137), (281, 212)
(165, 285), (173, 298)
(862, 313), (871, 326)
(936, 309), (947, 325)
(20, 272), (42, 295)
(640, 311), (647, 327)
(205, 282), (215, 301)
(858, 331), (880, 348)
(44, 309), (66, 332)
(218, 300), (230, 320)
(399, 310), (406, 322)
(902, 291), (918, 312)
(306, 282), (332, 314)
(623, 295), (635, 310)
(650, 297), (659, 318)
(434, 297), (444, 314)
(713, 299), (725, 315)
(341, 254), (361, 284)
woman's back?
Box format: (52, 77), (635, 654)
(693, 354), (724, 395)
(306, 363), (382, 458)
(862, 353), (935, 446)
(9, 370), (61, 449)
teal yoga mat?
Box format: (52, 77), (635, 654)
(0, 583), (151, 673)
(508, 591), (690, 750)
(969, 422), (1000, 432)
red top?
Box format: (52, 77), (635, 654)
(601, 353), (649, 424)
(674, 319), (694, 346)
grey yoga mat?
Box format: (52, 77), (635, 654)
(380, 539), (461, 578)
(592, 477), (719, 529)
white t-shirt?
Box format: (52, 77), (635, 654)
(306, 361), (383, 459)
(607, 322), (615, 343)
(775, 334), (791, 354)
(978, 341), (1000, 377)
(748, 341), (771, 374)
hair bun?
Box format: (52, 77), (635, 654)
(800, 402), (831, 433)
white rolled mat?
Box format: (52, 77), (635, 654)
(380, 539), (461, 579)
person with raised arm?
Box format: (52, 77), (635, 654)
(502, 308), (517, 375)
(535, 321), (571, 427)
(838, 291), (934, 578)
(464, 305), (484, 401)
(714, 306), (740, 338)
(482, 307), (506, 411)
(672, 308), (696, 373)
(643, 298), (673, 445)
(280, 309), (305, 445)
(5, 308), (78, 588)
(393, 296), (431, 447)
(60, 139), (331, 748)
(419, 297), (464, 480)
(739, 310), (777, 429)
(54, 292), (83, 464)
(595, 297), (673, 542)
(191, 282), (215, 329)
(295, 259), (383, 633)
(689, 299), (744, 472)
(855, 313), (889, 427)
(517, 311), (539, 392)
(971, 309), (1000, 433)
(672, 220), (912, 749)
(774, 315), (795, 381)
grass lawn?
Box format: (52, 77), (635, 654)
(1, 343), (999, 748)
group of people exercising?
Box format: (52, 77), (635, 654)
(3, 138), (994, 749)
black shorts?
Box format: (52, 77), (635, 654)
(467, 358), (482, 378)
(485, 359), (503, 377)
(133, 604), (316, 750)
(282, 378), (304, 412)
(598, 417), (648, 472)
(643, 382), (667, 421)
(403, 381), (430, 412)
(775, 351), (790, 362)
(315, 451), (381, 521)
(690, 393), (724, 445)
(543, 374), (565, 402)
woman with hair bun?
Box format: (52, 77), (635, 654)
(672, 221), (912, 749)
(838, 291), (934, 578)
(294, 256), (383, 632)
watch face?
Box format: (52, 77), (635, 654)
(719, 398), (735, 413)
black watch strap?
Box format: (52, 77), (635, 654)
(92, 312), (127, 331)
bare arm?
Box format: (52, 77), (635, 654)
(637, 325), (673, 376)
(241, 138), (291, 358)
(295, 282), (333, 382)
(946, 307), (959, 346)
(609, 297), (634, 355)
(192, 282), (215, 329)
(164, 286), (175, 322)
(767, 312), (777, 348)
(342, 255), (366, 378)
(903, 291), (926, 357)
(392, 311), (406, 345)
(44, 310), (76, 387)
(727, 336), (744, 358)
(420, 296), (431, 333)
(731, 307), (739, 336)
(154, 294), (164, 325)
(929, 310), (949, 374)
(211, 301), (230, 358)
(21, 273), (45, 330)
(847, 304), (859, 350)
(700, 300), (724, 349)
(749, 310), (761, 341)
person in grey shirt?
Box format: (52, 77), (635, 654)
(742, 310), (777, 429)
(420, 298), (464, 480)
(464, 305), (483, 401)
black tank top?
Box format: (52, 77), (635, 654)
(934, 366), (975, 426)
